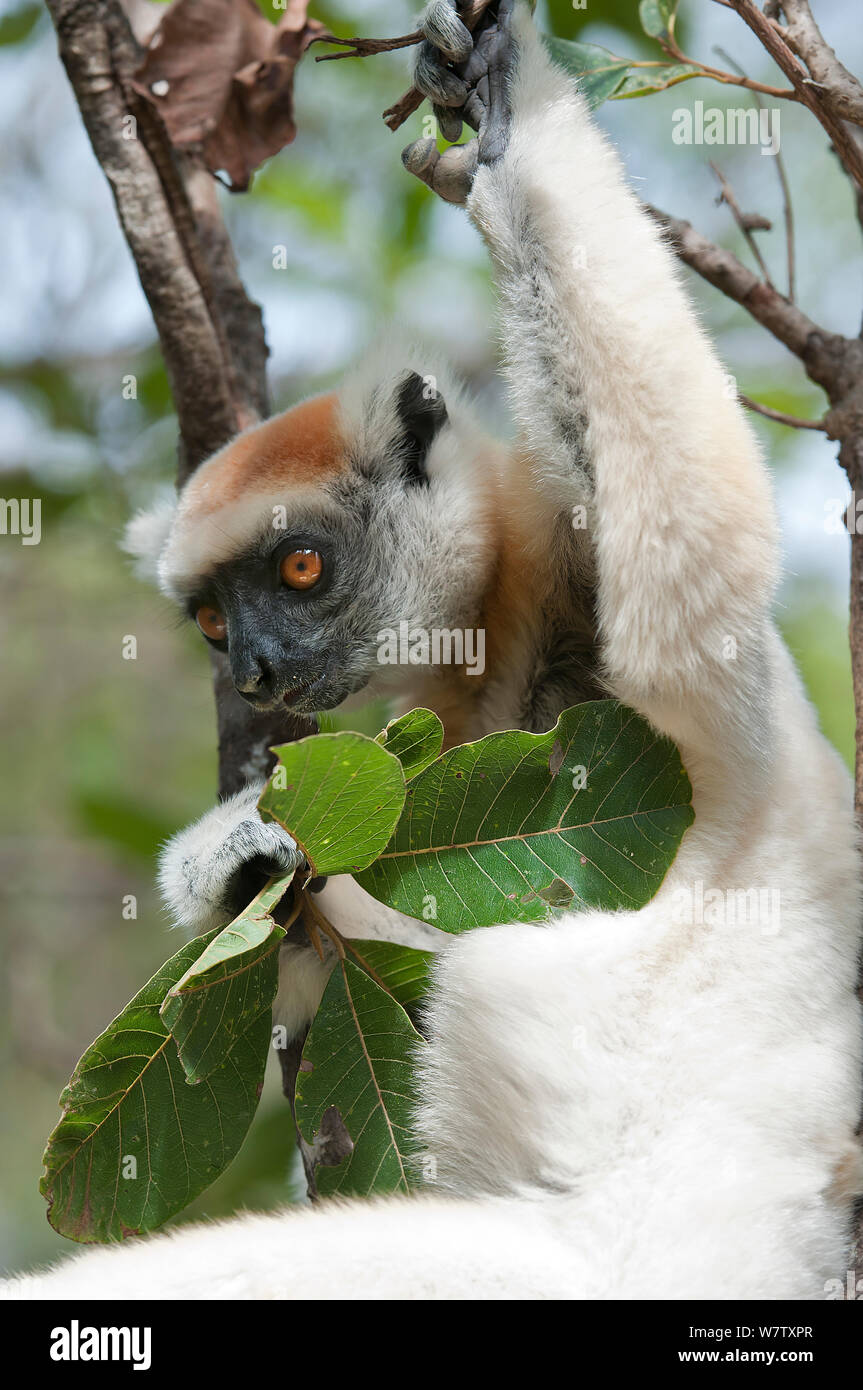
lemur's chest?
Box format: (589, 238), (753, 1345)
(466, 510), (602, 739)
(406, 570), (602, 747)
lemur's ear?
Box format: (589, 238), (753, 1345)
(395, 371), (448, 485)
(122, 496), (176, 585)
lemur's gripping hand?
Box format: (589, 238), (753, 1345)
(158, 783), (304, 935)
(403, 0), (518, 206)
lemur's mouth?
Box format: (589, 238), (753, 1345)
(280, 669), (365, 715)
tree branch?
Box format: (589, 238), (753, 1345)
(644, 204), (821, 362)
(738, 393), (826, 431)
(45, 0), (315, 803)
(765, 0), (863, 125)
(726, 0), (863, 191)
(709, 160), (775, 288)
(711, 43), (797, 301)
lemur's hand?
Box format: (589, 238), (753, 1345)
(158, 783), (304, 934)
(402, 0), (518, 206)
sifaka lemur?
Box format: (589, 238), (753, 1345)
(7, 0), (862, 1300)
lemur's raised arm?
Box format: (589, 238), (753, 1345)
(407, 0), (779, 787)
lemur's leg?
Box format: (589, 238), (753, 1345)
(406, 1), (780, 782)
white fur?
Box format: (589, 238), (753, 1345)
(158, 783), (300, 934)
(122, 494), (176, 585)
(159, 483), (335, 600)
(12, 6), (861, 1301)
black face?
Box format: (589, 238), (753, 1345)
(185, 372), (451, 715)
(188, 527), (361, 713)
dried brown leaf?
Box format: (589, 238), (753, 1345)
(132, 0), (327, 190)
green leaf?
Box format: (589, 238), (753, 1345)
(356, 701), (694, 933)
(614, 63), (704, 99)
(344, 939), (434, 1011)
(0, 4), (41, 46)
(295, 960), (424, 1197)
(258, 730), (406, 876)
(160, 877), (291, 1083)
(41, 931), (269, 1243)
(639, 0), (679, 40)
(546, 0), (646, 43)
(375, 707), (444, 781)
(542, 36), (632, 109)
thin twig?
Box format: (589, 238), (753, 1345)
(302, 891), (345, 959)
(709, 160), (775, 288)
(383, 0), (494, 132)
(302, 892), (396, 999)
(303, 914), (326, 961)
(724, 0), (863, 191)
(656, 19), (797, 102)
(739, 393), (827, 429)
(312, 30), (423, 63)
(713, 43), (796, 301)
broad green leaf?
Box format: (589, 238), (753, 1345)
(639, 0), (679, 40)
(375, 707), (444, 781)
(258, 730), (406, 875)
(41, 930), (269, 1243)
(614, 63), (704, 99)
(356, 701), (694, 933)
(344, 938), (434, 1011)
(160, 877), (291, 1083)
(543, 36), (632, 109)
(295, 960), (424, 1197)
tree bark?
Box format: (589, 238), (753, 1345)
(45, 0), (316, 798)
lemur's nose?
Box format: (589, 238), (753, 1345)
(232, 649), (274, 697)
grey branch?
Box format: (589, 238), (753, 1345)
(727, 0), (863, 191)
(765, 0), (863, 126)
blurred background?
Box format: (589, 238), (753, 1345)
(0, 0), (859, 1274)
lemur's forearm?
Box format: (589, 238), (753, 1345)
(467, 14), (779, 773)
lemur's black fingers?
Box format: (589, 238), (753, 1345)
(434, 104), (464, 143)
(414, 42), (469, 106)
(421, 0), (473, 62)
(402, 136), (478, 205)
(474, 0), (517, 166)
(462, 91), (484, 133)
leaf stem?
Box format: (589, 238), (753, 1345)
(301, 891), (395, 998)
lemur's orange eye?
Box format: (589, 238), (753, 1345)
(196, 605), (227, 641)
(280, 549), (323, 590)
